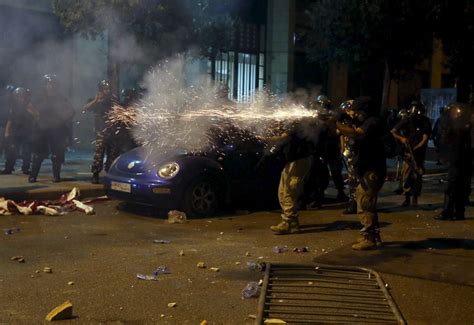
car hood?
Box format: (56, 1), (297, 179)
(115, 147), (188, 174)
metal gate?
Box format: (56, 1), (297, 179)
(257, 263), (406, 324)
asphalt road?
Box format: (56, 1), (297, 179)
(1, 177), (474, 324)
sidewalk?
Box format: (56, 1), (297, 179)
(0, 150), (104, 201)
(0, 148), (448, 201)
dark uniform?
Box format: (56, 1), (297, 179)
(30, 75), (75, 183)
(269, 118), (323, 234)
(0, 85), (15, 157)
(1, 88), (34, 174)
(435, 103), (472, 220)
(392, 102), (431, 206)
(337, 97), (387, 250)
(84, 80), (119, 184)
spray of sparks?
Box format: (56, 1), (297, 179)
(107, 57), (323, 160)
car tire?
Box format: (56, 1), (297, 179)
(183, 177), (220, 218)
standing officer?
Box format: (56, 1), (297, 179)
(1, 88), (35, 174)
(83, 80), (117, 184)
(0, 85), (15, 159)
(339, 100), (359, 214)
(315, 94), (348, 201)
(336, 97), (387, 250)
(435, 103), (472, 220)
(391, 102), (431, 207)
(261, 117), (323, 235)
(29, 74), (75, 183)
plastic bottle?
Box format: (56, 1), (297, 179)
(247, 261), (266, 272)
(241, 281), (259, 299)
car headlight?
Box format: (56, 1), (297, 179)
(158, 162), (180, 179)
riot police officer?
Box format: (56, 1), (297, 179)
(0, 85), (15, 158)
(339, 100), (359, 214)
(391, 102), (432, 207)
(83, 80), (118, 184)
(1, 87), (35, 174)
(29, 74), (75, 183)
(336, 97), (387, 250)
(435, 103), (472, 220)
(315, 94), (348, 202)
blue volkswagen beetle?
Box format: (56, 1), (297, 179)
(104, 125), (285, 217)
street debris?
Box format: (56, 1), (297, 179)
(167, 210), (187, 224)
(179, 250), (185, 256)
(137, 274), (158, 281)
(264, 319), (287, 324)
(210, 267), (220, 272)
(197, 262), (206, 268)
(272, 245), (289, 253)
(11, 256), (25, 263)
(245, 252), (250, 257)
(241, 281), (259, 299)
(43, 267), (53, 273)
(45, 300), (73, 321)
(248, 314), (257, 320)
(293, 246), (309, 253)
(4, 228), (20, 235)
(153, 239), (171, 244)
(235, 262), (241, 265)
(0, 188), (94, 216)
(247, 261), (266, 272)
(200, 320), (208, 325)
(67, 281), (74, 286)
(153, 266), (171, 275)
(219, 232), (224, 235)
(167, 302), (177, 308)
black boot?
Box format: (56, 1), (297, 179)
(1, 159), (15, 174)
(52, 162), (61, 183)
(402, 195), (411, 207)
(92, 172), (100, 184)
(29, 158), (42, 183)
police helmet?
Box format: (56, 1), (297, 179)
(444, 102), (465, 120)
(5, 84), (15, 92)
(13, 87), (30, 103)
(98, 80), (111, 92)
(398, 109), (409, 120)
(315, 94), (331, 110)
(43, 74), (58, 84)
(339, 100), (354, 112)
(121, 88), (138, 103)
(408, 101), (426, 116)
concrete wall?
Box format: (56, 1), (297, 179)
(266, 0), (295, 94)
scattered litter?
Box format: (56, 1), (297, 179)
(179, 250), (185, 256)
(258, 256), (264, 260)
(321, 248), (327, 253)
(153, 239), (171, 244)
(416, 214), (420, 218)
(67, 281), (74, 286)
(247, 261), (266, 272)
(35, 270), (40, 274)
(248, 314), (257, 320)
(245, 252), (250, 257)
(219, 232), (224, 235)
(235, 262), (241, 265)
(153, 266), (171, 276)
(385, 283), (390, 288)
(11, 256), (25, 263)
(241, 281), (259, 299)
(160, 314), (165, 318)
(200, 320), (208, 325)
(272, 245), (289, 254)
(43, 267), (52, 273)
(137, 273), (158, 281)
(258, 279), (264, 286)
(308, 281), (313, 285)
(167, 210), (187, 224)
(167, 302), (177, 308)
(264, 318), (287, 324)
(197, 262), (206, 269)
(4, 228), (20, 235)
(119, 307), (124, 311)
(45, 300), (73, 321)
(210, 267), (220, 272)
(293, 246), (309, 253)
(0, 188), (95, 216)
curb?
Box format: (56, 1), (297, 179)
(2, 185), (105, 202)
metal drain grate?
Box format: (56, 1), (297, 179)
(257, 263), (406, 324)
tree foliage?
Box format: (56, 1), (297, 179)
(304, 0), (435, 77)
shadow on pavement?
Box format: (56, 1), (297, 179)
(299, 220), (391, 234)
(315, 237), (474, 286)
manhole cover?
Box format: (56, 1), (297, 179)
(257, 263), (406, 324)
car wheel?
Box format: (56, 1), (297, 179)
(183, 177), (219, 218)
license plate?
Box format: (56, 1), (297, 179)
(111, 181), (131, 193)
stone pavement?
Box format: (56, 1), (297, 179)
(0, 148), (447, 201)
